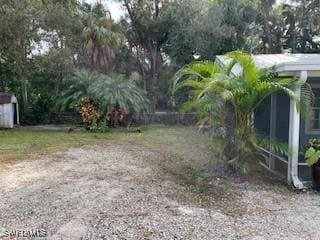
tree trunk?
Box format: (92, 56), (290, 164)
(20, 38), (28, 113)
(148, 44), (162, 113)
(264, 18), (272, 53)
(21, 78), (28, 113)
(0, 64), (5, 92)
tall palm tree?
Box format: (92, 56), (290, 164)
(81, 3), (123, 73)
(172, 51), (313, 169)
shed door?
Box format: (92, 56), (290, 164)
(0, 104), (14, 128)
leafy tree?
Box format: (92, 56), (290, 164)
(0, 0), (42, 111)
(164, 0), (224, 65)
(21, 48), (74, 124)
(250, 0), (320, 53)
(0, 0), (78, 114)
(1, 0), (320, 125)
(282, 1), (320, 53)
(258, 0), (276, 53)
(40, 0), (80, 49)
(217, 0), (258, 53)
(164, 0), (259, 63)
(120, 0), (173, 109)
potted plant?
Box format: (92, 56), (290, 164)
(304, 139), (320, 190)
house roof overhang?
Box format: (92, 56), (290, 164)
(0, 93), (17, 104)
(216, 53), (320, 78)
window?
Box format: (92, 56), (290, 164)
(306, 88), (320, 133)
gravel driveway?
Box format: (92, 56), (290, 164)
(1, 144), (320, 240)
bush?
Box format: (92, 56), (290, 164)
(22, 94), (53, 125)
(303, 139), (320, 167)
(76, 98), (100, 125)
(88, 122), (109, 133)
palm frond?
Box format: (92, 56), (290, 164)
(227, 51), (260, 84)
(260, 137), (290, 157)
(172, 51), (315, 168)
(299, 83), (315, 116)
(58, 69), (150, 117)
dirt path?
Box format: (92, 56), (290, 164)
(1, 144), (320, 240)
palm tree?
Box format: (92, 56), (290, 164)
(81, 3), (123, 73)
(172, 51), (313, 169)
(58, 69), (100, 110)
(59, 69), (150, 117)
(89, 73), (150, 117)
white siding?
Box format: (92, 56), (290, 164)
(0, 103), (14, 128)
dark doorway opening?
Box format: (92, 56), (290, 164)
(13, 103), (18, 124)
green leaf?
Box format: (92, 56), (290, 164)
(305, 147), (320, 167)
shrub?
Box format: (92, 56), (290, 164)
(303, 139), (320, 167)
(88, 122), (109, 133)
(59, 70), (150, 123)
(76, 98), (100, 125)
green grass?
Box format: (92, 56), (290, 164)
(0, 129), (107, 162)
(0, 125), (210, 163)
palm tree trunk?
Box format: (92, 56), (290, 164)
(21, 78), (28, 112)
(20, 38), (28, 113)
(0, 64), (5, 92)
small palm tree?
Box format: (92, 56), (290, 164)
(89, 73), (150, 116)
(58, 69), (100, 110)
(60, 69), (150, 119)
(172, 51), (313, 169)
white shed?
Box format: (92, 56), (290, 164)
(0, 93), (19, 128)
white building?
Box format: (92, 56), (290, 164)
(0, 93), (19, 128)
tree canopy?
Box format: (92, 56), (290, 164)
(0, 0), (319, 124)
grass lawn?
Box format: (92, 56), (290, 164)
(0, 125), (211, 164)
(0, 124), (287, 197)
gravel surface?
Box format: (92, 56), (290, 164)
(1, 144), (320, 240)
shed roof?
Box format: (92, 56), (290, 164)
(0, 93), (16, 104)
(216, 53), (320, 77)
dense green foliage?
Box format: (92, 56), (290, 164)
(172, 51), (314, 170)
(59, 69), (150, 127)
(60, 69), (149, 114)
(304, 139), (320, 167)
(0, 0), (319, 124)
(61, 70), (148, 113)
